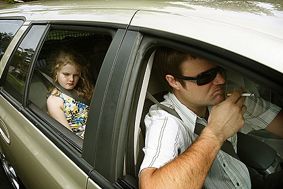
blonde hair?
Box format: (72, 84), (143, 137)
(50, 48), (93, 102)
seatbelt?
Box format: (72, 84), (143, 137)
(146, 92), (239, 159)
(146, 92), (181, 120)
(37, 70), (87, 104)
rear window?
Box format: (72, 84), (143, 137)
(0, 19), (23, 61)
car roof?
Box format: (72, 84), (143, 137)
(1, 0), (283, 73)
(131, 1), (283, 73)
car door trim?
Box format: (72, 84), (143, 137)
(0, 118), (10, 144)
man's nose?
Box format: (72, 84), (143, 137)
(213, 72), (225, 84)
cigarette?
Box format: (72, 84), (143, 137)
(227, 93), (255, 97)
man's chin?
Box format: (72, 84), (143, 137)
(214, 95), (225, 104)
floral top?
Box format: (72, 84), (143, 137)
(58, 92), (89, 138)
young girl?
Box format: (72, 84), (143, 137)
(47, 48), (93, 138)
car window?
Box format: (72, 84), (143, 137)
(0, 19), (23, 61)
(127, 40), (283, 186)
(2, 25), (46, 102)
(28, 25), (113, 141)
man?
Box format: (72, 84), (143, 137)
(139, 47), (283, 189)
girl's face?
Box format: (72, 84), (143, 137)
(57, 63), (81, 90)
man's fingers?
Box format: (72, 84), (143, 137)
(235, 96), (245, 107)
(241, 105), (247, 114)
(226, 91), (242, 103)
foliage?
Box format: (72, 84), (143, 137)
(2, 0), (15, 3)
(0, 32), (13, 59)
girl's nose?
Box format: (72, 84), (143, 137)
(69, 75), (74, 81)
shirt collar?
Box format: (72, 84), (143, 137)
(164, 92), (207, 131)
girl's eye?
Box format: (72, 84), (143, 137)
(74, 74), (80, 78)
(63, 73), (70, 76)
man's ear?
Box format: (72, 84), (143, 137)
(165, 74), (182, 90)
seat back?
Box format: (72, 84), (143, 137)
(134, 50), (168, 176)
(29, 70), (51, 111)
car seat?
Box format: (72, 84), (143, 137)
(29, 60), (51, 112)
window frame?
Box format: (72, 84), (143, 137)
(0, 18), (25, 61)
(83, 30), (144, 184)
(120, 28), (283, 183)
(0, 23), (48, 105)
(24, 23), (119, 159)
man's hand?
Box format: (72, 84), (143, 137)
(140, 91), (246, 189)
(206, 91), (246, 145)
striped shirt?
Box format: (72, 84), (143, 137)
(140, 92), (280, 189)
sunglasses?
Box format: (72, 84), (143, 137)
(174, 66), (225, 86)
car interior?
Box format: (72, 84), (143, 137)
(28, 28), (112, 140)
(128, 47), (283, 187)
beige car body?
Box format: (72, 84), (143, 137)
(0, 1), (283, 189)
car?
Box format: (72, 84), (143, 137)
(0, 0), (283, 188)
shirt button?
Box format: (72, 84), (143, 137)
(223, 163), (226, 167)
(236, 182), (240, 186)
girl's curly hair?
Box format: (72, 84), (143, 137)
(50, 47), (94, 102)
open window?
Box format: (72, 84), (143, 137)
(29, 26), (112, 111)
(27, 25), (113, 148)
(126, 38), (283, 188)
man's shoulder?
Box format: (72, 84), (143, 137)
(146, 92), (182, 119)
(146, 104), (181, 125)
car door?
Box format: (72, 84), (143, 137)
(84, 29), (144, 189)
(0, 20), (131, 189)
(107, 8), (283, 188)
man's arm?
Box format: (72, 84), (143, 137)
(139, 92), (245, 189)
(140, 128), (222, 189)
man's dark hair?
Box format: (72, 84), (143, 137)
(153, 47), (196, 91)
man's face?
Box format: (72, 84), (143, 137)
(176, 57), (225, 108)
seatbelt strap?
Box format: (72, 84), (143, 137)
(146, 92), (239, 159)
(146, 92), (181, 120)
(37, 70), (87, 104)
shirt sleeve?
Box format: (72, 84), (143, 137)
(242, 97), (281, 133)
(139, 105), (182, 173)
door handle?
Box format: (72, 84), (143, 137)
(0, 118), (10, 144)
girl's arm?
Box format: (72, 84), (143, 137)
(47, 95), (72, 130)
